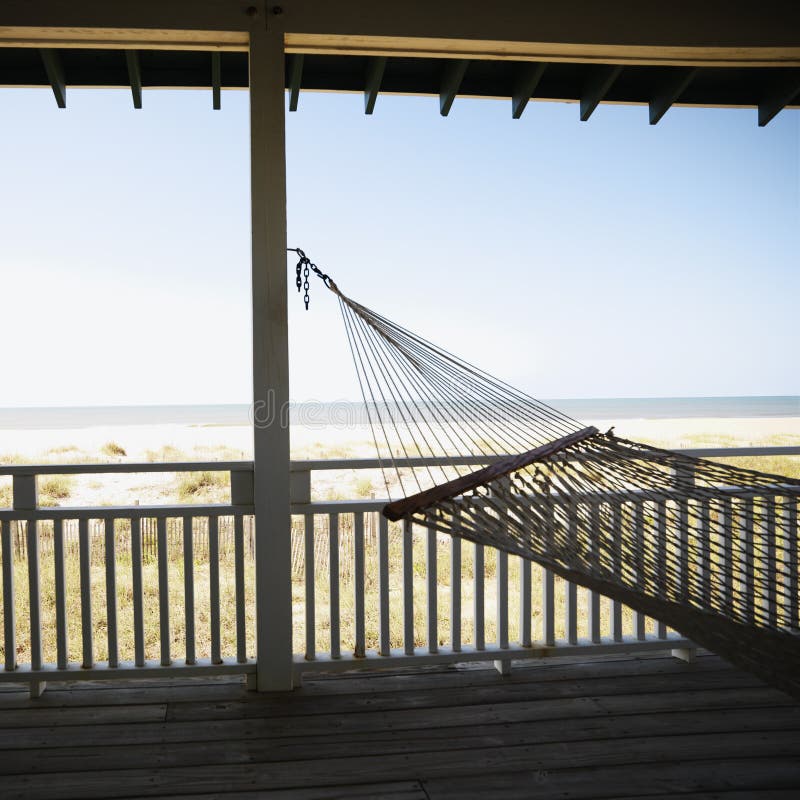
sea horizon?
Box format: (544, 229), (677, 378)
(0, 395), (798, 430)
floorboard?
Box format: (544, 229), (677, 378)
(0, 654), (797, 800)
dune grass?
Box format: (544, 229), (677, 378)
(100, 441), (127, 458)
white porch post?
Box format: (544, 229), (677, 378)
(249, 13), (293, 690)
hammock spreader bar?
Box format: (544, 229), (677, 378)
(384, 425), (600, 521)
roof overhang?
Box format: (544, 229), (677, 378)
(1, 1), (799, 123)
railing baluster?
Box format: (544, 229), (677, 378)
(53, 518), (68, 670)
(543, 565), (555, 646)
(566, 501), (579, 645)
(378, 515), (390, 656)
(610, 503), (623, 642)
(209, 515), (221, 664)
(634, 503), (646, 641)
(26, 520), (42, 672)
(354, 512), (366, 658)
(718, 497), (734, 616)
(1, 521), (15, 671)
(787, 498), (798, 630)
(304, 513), (315, 660)
(330, 513), (341, 659)
(451, 533), (462, 652)
(426, 522), (438, 654)
(474, 542), (485, 650)
(234, 514), (247, 663)
(519, 556), (531, 647)
(183, 515), (195, 666)
(762, 497), (777, 628)
(497, 548), (508, 650)
(678, 495), (690, 603)
(402, 518), (413, 656)
(739, 498), (755, 623)
(104, 516), (118, 668)
(566, 581), (578, 645)
(131, 517), (145, 667)
(78, 518), (93, 668)
(673, 464), (694, 605)
(698, 499), (711, 608)
(543, 491), (556, 646)
(656, 500), (668, 639)
(589, 503), (601, 643)
(157, 516), (170, 666)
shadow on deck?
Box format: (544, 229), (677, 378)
(0, 653), (798, 799)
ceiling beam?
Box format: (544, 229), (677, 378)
(440, 59), (469, 116)
(288, 53), (303, 111)
(1, 27), (248, 51)
(511, 62), (546, 119)
(649, 67), (697, 124)
(1, 2), (800, 68)
(580, 64), (622, 120)
(125, 49), (142, 108)
(39, 48), (65, 107)
(364, 56), (387, 114)
(211, 51), (221, 109)
(758, 71), (800, 125)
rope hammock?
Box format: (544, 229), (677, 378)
(292, 250), (800, 698)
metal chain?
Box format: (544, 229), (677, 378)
(287, 247), (331, 310)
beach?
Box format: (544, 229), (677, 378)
(1, 413), (799, 508)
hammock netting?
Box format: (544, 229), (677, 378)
(314, 275), (799, 697)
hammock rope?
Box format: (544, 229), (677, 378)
(292, 251), (800, 698)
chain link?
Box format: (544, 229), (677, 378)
(288, 247), (331, 310)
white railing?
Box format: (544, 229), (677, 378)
(0, 462), (256, 695)
(0, 446), (798, 693)
(288, 446), (799, 678)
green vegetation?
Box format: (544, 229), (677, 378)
(100, 441), (127, 458)
(145, 445), (185, 463)
(710, 455), (800, 480)
(354, 477), (375, 498)
(46, 444), (81, 456)
(0, 452), (28, 466)
(177, 471), (229, 503)
(38, 475), (74, 506)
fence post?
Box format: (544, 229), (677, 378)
(12, 474), (46, 697)
(12, 473), (37, 512)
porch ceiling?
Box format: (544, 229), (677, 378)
(1, 47), (799, 125)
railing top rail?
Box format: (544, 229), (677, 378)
(0, 503), (255, 521)
(291, 481), (800, 516)
(289, 445), (800, 471)
(0, 446), (797, 477)
(0, 460), (254, 476)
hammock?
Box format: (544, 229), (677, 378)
(294, 252), (800, 697)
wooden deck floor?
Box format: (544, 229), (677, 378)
(0, 653), (798, 799)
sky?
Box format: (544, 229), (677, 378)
(0, 86), (797, 406)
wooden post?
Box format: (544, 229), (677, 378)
(250, 13), (293, 691)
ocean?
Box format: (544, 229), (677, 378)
(0, 397), (797, 430)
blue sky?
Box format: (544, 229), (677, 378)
(0, 86), (797, 406)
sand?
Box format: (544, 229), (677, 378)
(2, 416), (798, 464)
(1, 417), (798, 508)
